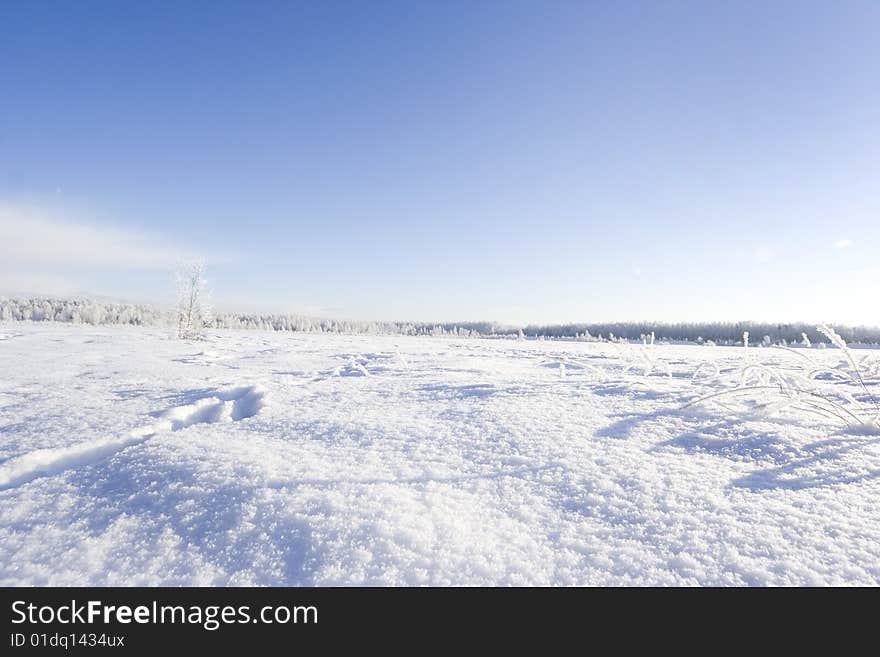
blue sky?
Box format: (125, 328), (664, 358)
(2, 1), (878, 325)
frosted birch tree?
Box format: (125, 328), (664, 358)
(175, 260), (212, 339)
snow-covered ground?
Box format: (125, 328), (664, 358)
(1, 324), (879, 585)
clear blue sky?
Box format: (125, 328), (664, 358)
(2, 1), (879, 325)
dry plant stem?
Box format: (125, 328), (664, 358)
(682, 384), (867, 427)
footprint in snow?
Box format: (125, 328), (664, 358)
(0, 385), (266, 491)
(157, 385), (265, 430)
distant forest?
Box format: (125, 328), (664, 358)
(3, 297), (879, 345)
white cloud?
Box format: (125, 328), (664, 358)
(0, 271), (81, 297)
(0, 201), (199, 269)
(0, 200), (239, 301)
(834, 239), (852, 249)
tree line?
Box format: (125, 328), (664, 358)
(2, 297), (879, 344)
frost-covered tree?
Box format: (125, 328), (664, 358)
(175, 260), (212, 339)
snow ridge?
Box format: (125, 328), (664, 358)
(0, 385), (265, 490)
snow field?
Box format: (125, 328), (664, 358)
(1, 324), (879, 585)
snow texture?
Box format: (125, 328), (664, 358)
(1, 324), (879, 585)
